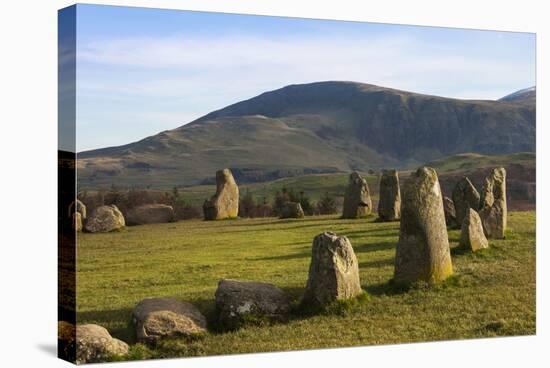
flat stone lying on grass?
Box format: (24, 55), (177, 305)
(479, 167), (507, 239)
(452, 176), (480, 226)
(443, 196), (457, 228)
(459, 208), (489, 252)
(126, 204), (175, 225)
(215, 279), (291, 331)
(203, 168), (240, 220)
(84, 205), (125, 233)
(57, 322), (128, 364)
(377, 169), (401, 221)
(302, 232), (362, 307)
(394, 167), (453, 284)
(279, 201), (305, 219)
(133, 297), (207, 344)
(342, 171), (372, 218)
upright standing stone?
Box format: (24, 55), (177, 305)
(342, 172), (372, 218)
(443, 196), (457, 228)
(452, 177), (480, 225)
(302, 232), (362, 307)
(279, 202), (305, 219)
(203, 169), (239, 220)
(459, 208), (489, 251)
(394, 167), (453, 284)
(479, 167), (507, 239)
(68, 199), (87, 220)
(378, 169), (401, 221)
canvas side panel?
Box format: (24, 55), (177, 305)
(58, 4), (77, 364)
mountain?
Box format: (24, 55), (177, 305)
(499, 86), (536, 104)
(78, 81), (536, 189)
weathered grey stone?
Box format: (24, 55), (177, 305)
(72, 212), (83, 232)
(342, 171), (372, 218)
(479, 167), (507, 239)
(302, 232), (362, 307)
(68, 199), (87, 219)
(126, 204), (175, 225)
(279, 201), (305, 219)
(443, 196), (457, 228)
(84, 205), (125, 233)
(377, 169), (401, 221)
(133, 297), (207, 344)
(452, 177), (480, 225)
(215, 279), (290, 330)
(459, 208), (489, 251)
(203, 169), (239, 220)
(71, 324), (128, 364)
(394, 167), (453, 284)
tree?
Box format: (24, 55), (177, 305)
(316, 192), (338, 215)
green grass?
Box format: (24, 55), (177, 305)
(76, 211), (535, 361)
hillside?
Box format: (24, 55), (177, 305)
(77, 81), (536, 189)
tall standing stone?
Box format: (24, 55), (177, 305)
(342, 172), (372, 218)
(394, 167), (453, 284)
(442, 196), (457, 228)
(452, 177), (480, 225)
(302, 232), (362, 307)
(377, 169), (401, 221)
(459, 208), (489, 251)
(479, 167), (507, 239)
(203, 169), (239, 220)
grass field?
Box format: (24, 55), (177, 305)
(76, 211), (536, 361)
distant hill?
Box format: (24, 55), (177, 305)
(499, 86), (536, 104)
(78, 81), (535, 189)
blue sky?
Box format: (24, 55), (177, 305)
(72, 4), (536, 151)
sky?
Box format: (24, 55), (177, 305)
(69, 4), (536, 152)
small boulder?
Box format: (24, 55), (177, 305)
(342, 171), (372, 218)
(279, 202), (305, 219)
(203, 169), (239, 220)
(72, 212), (83, 232)
(302, 232), (362, 307)
(377, 169), (401, 221)
(72, 324), (128, 364)
(394, 167), (453, 284)
(126, 204), (175, 225)
(459, 208), (489, 252)
(215, 279), (290, 331)
(84, 205), (125, 233)
(452, 177), (480, 225)
(479, 167), (507, 239)
(443, 196), (457, 228)
(133, 297), (207, 344)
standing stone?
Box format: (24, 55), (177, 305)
(73, 324), (128, 364)
(84, 205), (125, 233)
(203, 169), (239, 220)
(479, 167), (507, 239)
(126, 204), (175, 225)
(302, 232), (362, 307)
(394, 167), (453, 284)
(72, 212), (83, 232)
(443, 196), (457, 228)
(215, 279), (291, 331)
(377, 169), (401, 221)
(452, 177), (480, 226)
(279, 202), (305, 219)
(133, 297), (207, 344)
(68, 199), (87, 220)
(342, 172), (372, 218)
(459, 208), (489, 251)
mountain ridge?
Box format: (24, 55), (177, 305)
(78, 81), (535, 189)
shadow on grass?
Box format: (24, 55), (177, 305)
(254, 252), (310, 261)
(78, 307), (135, 343)
(354, 241), (395, 253)
(364, 280), (411, 296)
